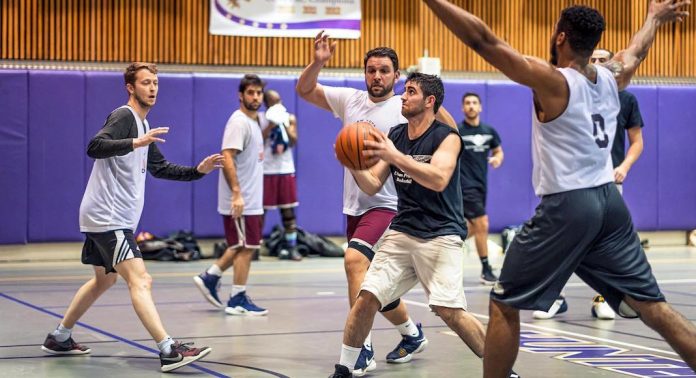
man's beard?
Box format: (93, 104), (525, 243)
(243, 99), (260, 111)
(368, 81), (393, 98)
(135, 92), (154, 108)
(402, 102), (425, 118)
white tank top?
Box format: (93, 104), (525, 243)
(532, 65), (619, 196)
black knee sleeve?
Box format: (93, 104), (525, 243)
(379, 298), (401, 313)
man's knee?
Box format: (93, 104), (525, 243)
(355, 290), (382, 312)
(490, 298), (518, 317)
(431, 305), (457, 323)
(471, 216), (489, 234)
(344, 249), (370, 275)
(127, 272), (153, 291)
(97, 273), (118, 291)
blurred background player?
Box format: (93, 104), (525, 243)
(261, 89), (302, 261)
(458, 92), (504, 285)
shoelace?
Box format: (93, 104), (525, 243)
(174, 342), (195, 351)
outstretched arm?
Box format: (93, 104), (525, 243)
(423, 0), (566, 96)
(609, 0), (690, 90)
(296, 31), (336, 111)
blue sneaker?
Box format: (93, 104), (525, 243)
(225, 291), (268, 316)
(353, 344), (376, 377)
(386, 323), (429, 363)
(193, 272), (222, 308)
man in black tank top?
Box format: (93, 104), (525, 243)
(329, 73), (518, 378)
(424, 1), (696, 377)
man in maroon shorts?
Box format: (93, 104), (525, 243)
(262, 89), (302, 261)
(194, 74), (268, 316)
(297, 36), (440, 375)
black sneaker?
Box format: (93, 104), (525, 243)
(480, 265), (498, 285)
(41, 333), (91, 355)
(160, 341), (212, 372)
(329, 364), (353, 378)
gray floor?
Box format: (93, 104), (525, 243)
(1, 243), (695, 377)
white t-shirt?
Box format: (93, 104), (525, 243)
(218, 110), (265, 216)
(263, 104), (295, 175)
(323, 86), (405, 216)
(80, 106), (149, 232)
(532, 65), (619, 196)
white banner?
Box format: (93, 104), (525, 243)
(209, 0), (361, 39)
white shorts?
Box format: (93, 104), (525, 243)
(360, 230), (467, 310)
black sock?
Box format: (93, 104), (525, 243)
(480, 256), (489, 268)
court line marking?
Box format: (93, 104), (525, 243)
(402, 299), (679, 357)
(0, 292), (229, 378)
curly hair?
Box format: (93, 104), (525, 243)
(557, 5), (606, 56)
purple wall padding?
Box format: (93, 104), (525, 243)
(295, 78), (346, 235)
(138, 74), (195, 236)
(83, 72), (124, 183)
(0, 70), (29, 244)
(657, 87), (696, 229)
(192, 74), (243, 237)
(485, 82), (535, 230)
(28, 71), (85, 241)
(623, 86), (659, 230)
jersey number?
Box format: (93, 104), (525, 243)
(592, 114), (609, 149)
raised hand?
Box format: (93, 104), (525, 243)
(314, 30), (337, 65)
(649, 0), (691, 24)
(196, 153), (225, 174)
(133, 127), (169, 149)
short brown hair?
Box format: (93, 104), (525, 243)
(124, 62), (158, 86)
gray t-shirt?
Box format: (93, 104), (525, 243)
(218, 109), (266, 216)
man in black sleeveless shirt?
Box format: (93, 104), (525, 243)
(329, 73), (516, 378)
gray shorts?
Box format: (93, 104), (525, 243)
(491, 183), (664, 317)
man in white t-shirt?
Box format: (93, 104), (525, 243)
(296, 32), (458, 376)
(194, 74), (269, 316)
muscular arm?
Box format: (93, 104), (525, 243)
(287, 114), (298, 146)
(394, 134), (461, 192)
(350, 159), (391, 196)
(608, 0), (690, 90)
(296, 32), (335, 111)
(435, 106), (457, 129)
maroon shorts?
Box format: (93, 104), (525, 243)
(346, 208), (396, 260)
(263, 174), (299, 209)
(222, 215), (263, 249)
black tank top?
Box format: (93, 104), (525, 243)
(388, 120), (467, 240)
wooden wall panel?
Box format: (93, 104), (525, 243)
(2, 0), (695, 77)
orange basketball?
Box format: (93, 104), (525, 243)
(334, 121), (379, 170)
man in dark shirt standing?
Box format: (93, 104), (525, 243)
(458, 92), (504, 285)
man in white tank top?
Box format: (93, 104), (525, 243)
(424, 1), (696, 376)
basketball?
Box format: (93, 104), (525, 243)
(334, 121), (379, 170)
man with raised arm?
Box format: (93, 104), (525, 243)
(423, 1), (695, 377)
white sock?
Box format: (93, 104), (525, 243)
(52, 323), (72, 342)
(231, 285), (246, 297)
(396, 318), (419, 337)
(339, 344), (362, 372)
(363, 332), (372, 349)
(157, 336), (175, 355)
(206, 264), (223, 276)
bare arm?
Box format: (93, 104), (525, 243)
(435, 106), (457, 129)
(488, 146), (504, 169)
(296, 31), (336, 111)
(350, 159), (391, 196)
(423, 0), (566, 96)
(287, 114), (298, 146)
(364, 130), (461, 192)
(609, 0), (691, 90)
(615, 128), (644, 183)
(221, 149), (244, 218)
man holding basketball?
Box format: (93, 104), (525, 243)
(297, 36), (429, 375)
(328, 72), (513, 378)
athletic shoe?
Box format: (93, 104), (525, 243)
(225, 291), (268, 316)
(591, 295), (616, 320)
(480, 265), (498, 285)
(159, 341), (212, 372)
(329, 364), (353, 378)
(532, 295), (568, 319)
(353, 344), (376, 377)
(193, 272), (223, 308)
(41, 334), (91, 355)
(386, 323), (429, 363)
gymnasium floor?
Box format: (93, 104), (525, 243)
(1, 241), (695, 378)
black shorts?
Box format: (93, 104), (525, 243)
(82, 229), (142, 273)
(490, 183), (665, 318)
(462, 187), (487, 220)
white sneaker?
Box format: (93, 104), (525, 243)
(591, 295), (615, 320)
(532, 296), (568, 319)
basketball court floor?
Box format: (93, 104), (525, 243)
(1, 241), (695, 377)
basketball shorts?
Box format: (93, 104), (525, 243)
(490, 183), (665, 318)
(223, 215), (263, 250)
(263, 174), (298, 209)
(346, 208), (396, 261)
(462, 187), (487, 220)
(82, 229), (142, 273)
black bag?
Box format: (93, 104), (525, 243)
(136, 231), (200, 261)
(264, 225), (344, 258)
